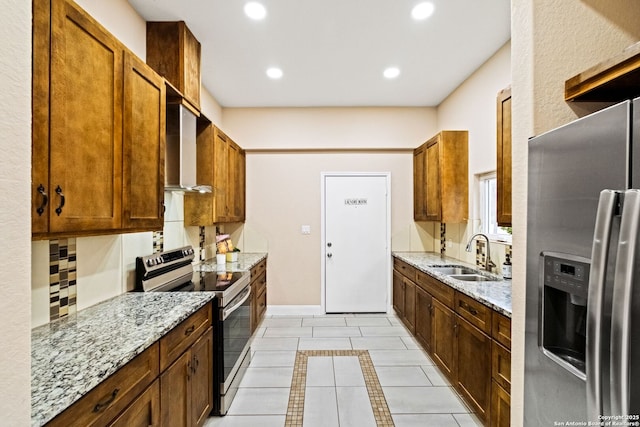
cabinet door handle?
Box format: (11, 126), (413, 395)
(184, 325), (196, 336)
(93, 388), (119, 413)
(36, 184), (48, 216)
(187, 360), (191, 380)
(55, 185), (65, 216)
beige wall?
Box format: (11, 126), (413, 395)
(1, 0), (32, 423)
(223, 108), (438, 308)
(510, 1), (640, 425)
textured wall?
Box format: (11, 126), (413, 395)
(0, 0), (32, 423)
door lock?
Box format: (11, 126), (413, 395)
(327, 242), (332, 247)
(327, 253), (332, 258)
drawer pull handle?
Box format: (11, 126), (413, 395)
(184, 325), (196, 336)
(36, 184), (48, 216)
(55, 185), (65, 216)
(93, 388), (120, 413)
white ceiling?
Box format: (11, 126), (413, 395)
(127, 0), (511, 108)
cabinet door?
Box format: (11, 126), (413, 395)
(491, 381), (511, 427)
(160, 351), (191, 427)
(392, 270), (405, 317)
(424, 139), (441, 221)
(122, 51), (165, 230)
(227, 142), (240, 221)
(49, 0), (123, 233)
(109, 380), (160, 427)
(32, 0), (51, 234)
(431, 298), (455, 379)
(415, 287), (433, 353)
(456, 316), (492, 422)
(191, 328), (214, 427)
(496, 87), (512, 227)
(413, 147), (426, 221)
(403, 278), (416, 334)
(214, 130), (229, 221)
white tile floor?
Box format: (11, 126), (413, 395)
(204, 313), (483, 427)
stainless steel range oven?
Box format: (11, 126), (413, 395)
(135, 246), (252, 415)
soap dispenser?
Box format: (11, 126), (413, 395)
(502, 254), (512, 280)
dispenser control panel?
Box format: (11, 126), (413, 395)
(542, 254), (589, 299)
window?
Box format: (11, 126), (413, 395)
(479, 173), (511, 242)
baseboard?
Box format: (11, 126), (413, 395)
(265, 305), (324, 316)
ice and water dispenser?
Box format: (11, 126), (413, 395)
(539, 253), (590, 379)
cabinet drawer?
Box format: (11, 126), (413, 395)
(160, 303), (212, 371)
(47, 343), (159, 427)
(393, 258), (416, 281)
(455, 292), (491, 334)
(250, 259), (266, 280)
(492, 311), (511, 349)
(492, 341), (511, 392)
(252, 271), (267, 295)
(416, 271), (455, 308)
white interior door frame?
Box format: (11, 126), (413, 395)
(320, 172), (392, 313)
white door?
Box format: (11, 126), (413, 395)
(324, 174), (389, 313)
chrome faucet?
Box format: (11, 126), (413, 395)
(465, 233), (496, 272)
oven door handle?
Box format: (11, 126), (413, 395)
(222, 286), (252, 321)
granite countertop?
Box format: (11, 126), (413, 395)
(31, 292), (216, 427)
(195, 252), (268, 273)
(392, 252), (512, 317)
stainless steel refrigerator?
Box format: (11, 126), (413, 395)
(525, 97), (640, 424)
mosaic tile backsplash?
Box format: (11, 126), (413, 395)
(49, 238), (77, 321)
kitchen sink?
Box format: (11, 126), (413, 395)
(448, 274), (490, 282)
(429, 266), (478, 275)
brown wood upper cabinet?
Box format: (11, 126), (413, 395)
(184, 123), (246, 225)
(414, 131), (469, 223)
(32, 0), (166, 239)
(147, 21), (201, 113)
(496, 87), (512, 227)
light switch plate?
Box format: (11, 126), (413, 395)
(301, 225), (311, 235)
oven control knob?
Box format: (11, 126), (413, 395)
(146, 259), (154, 266)
(156, 257), (163, 264)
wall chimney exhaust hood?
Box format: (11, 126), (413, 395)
(165, 104), (211, 193)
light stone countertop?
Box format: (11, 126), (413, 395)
(392, 252), (512, 317)
(31, 292), (216, 427)
(194, 252), (268, 273)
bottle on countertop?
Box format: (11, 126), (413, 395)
(502, 254), (512, 280)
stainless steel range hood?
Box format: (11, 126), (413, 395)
(165, 104), (211, 193)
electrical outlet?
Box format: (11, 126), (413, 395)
(301, 225), (311, 235)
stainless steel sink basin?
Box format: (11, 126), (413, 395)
(449, 274), (490, 282)
(429, 266), (478, 275)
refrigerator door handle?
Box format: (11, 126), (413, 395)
(587, 189), (618, 420)
(611, 189), (640, 416)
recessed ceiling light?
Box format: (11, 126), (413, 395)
(383, 67), (400, 79)
(266, 67), (283, 79)
(411, 2), (434, 20)
(244, 2), (266, 20)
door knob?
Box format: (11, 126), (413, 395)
(327, 253), (332, 258)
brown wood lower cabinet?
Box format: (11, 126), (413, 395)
(250, 259), (268, 333)
(414, 286), (433, 353)
(46, 304), (214, 427)
(456, 316), (492, 422)
(392, 257), (511, 426)
(160, 328), (213, 427)
(431, 298), (456, 379)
